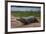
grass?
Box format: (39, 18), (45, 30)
(11, 11), (40, 17)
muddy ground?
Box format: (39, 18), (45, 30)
(11, 16), (41, 28)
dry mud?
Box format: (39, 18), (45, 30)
(11, 16), (41, 28)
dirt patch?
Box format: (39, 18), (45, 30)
(11, 16), (41, 28)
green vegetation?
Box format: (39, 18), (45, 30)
(11, 11), (40, 17)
